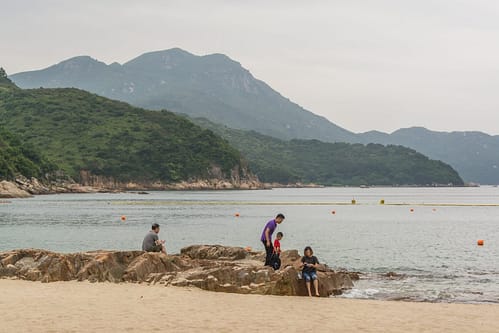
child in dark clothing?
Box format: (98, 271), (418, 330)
(301, 246), (320, 297)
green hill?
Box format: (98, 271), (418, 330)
(0, 127), (55, 180)
(360, 128), (499, 185)
(192, 118), (464, 186)
(0, 84), (247, 184)
(0, 69), (54, 180)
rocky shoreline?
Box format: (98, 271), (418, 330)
(0, 245), (356, 297)
(0, 175), (329, 199)
(0, 176), (266, 199)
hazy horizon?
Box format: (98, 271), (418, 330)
(2, 0), (499, 135)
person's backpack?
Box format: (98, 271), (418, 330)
(270, 253), (281, 270)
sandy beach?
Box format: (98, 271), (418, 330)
(1, 280), (498, 333)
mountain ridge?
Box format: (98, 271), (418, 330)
(358, 127), (499, 184)
(11, 48), (359, 143)
(0, 74), (463, 187)
(10, 49), (499, 184)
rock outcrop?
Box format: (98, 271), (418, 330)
(0, 181), (32, 198)
(0, 171), (264, 198)
(0, 245), (355, 297)
(78, 170), (264, 191)
(14, 175), (104, 195)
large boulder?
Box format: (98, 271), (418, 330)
(0, 246), (354, 297)
(181, 245), (248, 260)
(76, 251), (144, 282)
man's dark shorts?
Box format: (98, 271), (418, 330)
(147, 244), (162, 252)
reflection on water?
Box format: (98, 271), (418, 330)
(1, 187), (498, 303)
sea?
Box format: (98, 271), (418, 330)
(1, 187), (498, 303)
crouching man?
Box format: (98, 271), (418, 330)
(142, 223), (166, 254)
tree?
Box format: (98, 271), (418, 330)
(0, 67), (13, 86)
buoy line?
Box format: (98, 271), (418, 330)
(111, 201), (499, 207)
(111, 201), (354, 206)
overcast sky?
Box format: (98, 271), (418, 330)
(2, 0), (499, 134)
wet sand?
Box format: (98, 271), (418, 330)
(1, 279), (498, 333)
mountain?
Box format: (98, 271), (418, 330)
(1, 67), (464, 186)
(10, 50), (498, 184)
(359, 128), (499, 185)
(10, 48), (357, 143)
(192, 118), (463, 186)
(0, 81), (250, 186)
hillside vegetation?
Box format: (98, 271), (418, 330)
(0, 85), (246, 183)
(193, 118), (464, 186)
(0, 127), (55, 180)
(0, 70), (54, 180)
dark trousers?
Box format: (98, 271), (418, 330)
(262, 240), (274, 266)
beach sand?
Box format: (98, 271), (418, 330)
(1, 280), (498, 333)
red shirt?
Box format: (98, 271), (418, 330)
(274, 239), (281, 253)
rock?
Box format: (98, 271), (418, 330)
(0, 264), (17, 277)
(0, 181), (32, 198)
(347, 272), (361, 281)
(16, 177), (51, 194)
(76, 251), (143, 282)
(122, 253), (189, 282)
(181, 245), (248, 260)
(383, 271), (405, 279)
(277, 249), (301, 268)
(0, 246), (354, 297)
(2, 170), (264, 197)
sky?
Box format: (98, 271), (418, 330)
(1, 0), (499, 135)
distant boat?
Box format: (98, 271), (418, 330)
(360, 185), (370, 189)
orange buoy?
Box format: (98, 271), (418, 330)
(477, 240), (484, 246)
(120, 215), (127, 221)
(235, 213), (240, 217)
(244, 246), (252, 252)
(331, 210), (336, 215)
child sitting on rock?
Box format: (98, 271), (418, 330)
(301, 246), (320, 297)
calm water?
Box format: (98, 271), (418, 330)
(1, 187), (499, 303)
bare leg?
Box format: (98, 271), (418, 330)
(161, 245), (167, 254)
(306, 281), (312, 296)
(313, 279), (320, 296)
